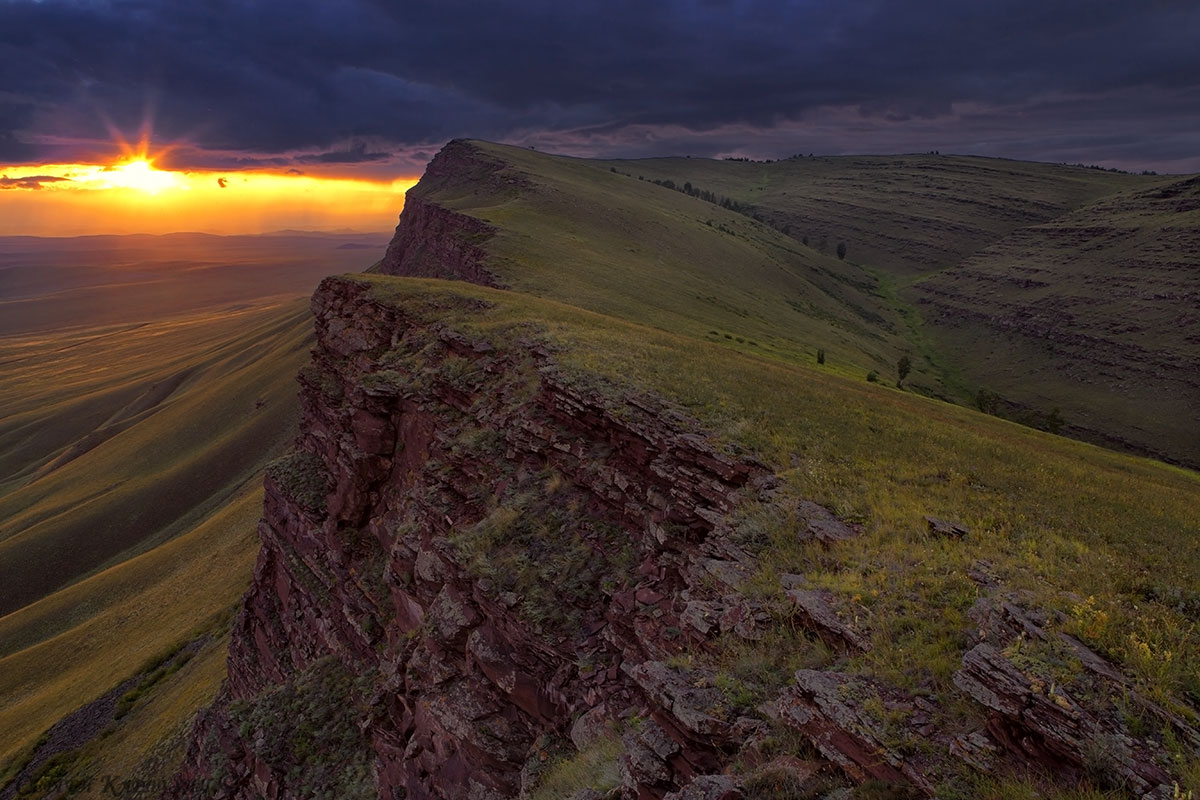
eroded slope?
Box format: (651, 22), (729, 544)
(606, 152), (1148, 277)
(912, 176), (1200, 465)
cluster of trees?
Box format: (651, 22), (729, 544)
(977, 388), (1065, 433)
(811, 348), (1070, 437)
(866, 355), (910, 386)
(1069, 162), (1139, 174)
(721, 156), (775, 163)
(649, 178), (758, 216)
(616, 168), (851, 260)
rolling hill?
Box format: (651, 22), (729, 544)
(403, 141), (1195, 466)
(0, 234), (386, 795)
(911, 176), (1200, 464)
(384, 141), (928, 391)
(608, 152), (1152, 278)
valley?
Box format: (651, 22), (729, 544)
(0, 233), (386, 794)
(595, 149), (1196, 466)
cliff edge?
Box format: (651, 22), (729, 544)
(166, 141), (1199, 800)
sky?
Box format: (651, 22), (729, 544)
(1, 0), (1198, 234)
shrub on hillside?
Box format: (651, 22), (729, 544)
(975, 388), (1000, 415)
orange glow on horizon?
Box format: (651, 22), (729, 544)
(0, 157), (418, 236)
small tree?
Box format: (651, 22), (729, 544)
(1045, 407), (1065, 434)
(836, 241), (847, 260)
(817, 348), (825, 365)
(866, 370), (879, 383)
(897, 355), (912, 387)
(975, 388), (1000, 415)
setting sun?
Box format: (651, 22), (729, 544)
(100, 159), (185, 194)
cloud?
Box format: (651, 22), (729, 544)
(297, 142), (393, 164)
(1, 1), (1198, 172)
(0, 174), (70, 190)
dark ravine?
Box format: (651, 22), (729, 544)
(167, 143), (1198, 800)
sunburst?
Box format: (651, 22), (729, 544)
(100, 157), (184, 194)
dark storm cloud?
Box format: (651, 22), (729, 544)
(298, 142), (394, 164)
(1, 0), (1197, 172)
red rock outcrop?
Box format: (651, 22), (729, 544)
(168, 275), (793, 799)
(379, 140), (510, 286)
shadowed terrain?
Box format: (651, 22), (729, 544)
(0, 232), (390, 336)
(911, 177), (1200, 463)
(0, 233), (386, 792)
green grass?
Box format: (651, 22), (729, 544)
(409, 140), (936, 391)
(0, 485), (262, 770)
(605, 150), (1152, 278)
(584, 144), (1197, 467)
(908, 176), (1200, 467)
(195, 657), (377, 800)
(0, 299), (312, 615)
(529, 733), (622, 800)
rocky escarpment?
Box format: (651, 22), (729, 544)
(168, 272), (1198, 800)
(379, 140), (514, 286)
(164, 140), (1199, 798)
(167, 275), (785, 798)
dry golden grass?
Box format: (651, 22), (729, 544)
(0, 483), (260, 766)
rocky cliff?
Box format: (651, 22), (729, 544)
(169, 143), (1198, 800)
(168, 274), (786, 798)
(378, 141), (511, 286)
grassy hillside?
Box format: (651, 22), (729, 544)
(603, 152), (1151, 277)
(0, 235), (380, 791)
(0, 300), (311, 615)
(408, 141), (943, 393)
(362, 273), (1200, 797)
(911, 176), (1200, 465)
(0, 485), (261, 790)
(0, 299), (313, 785)
(429, 141), (1194, 466)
